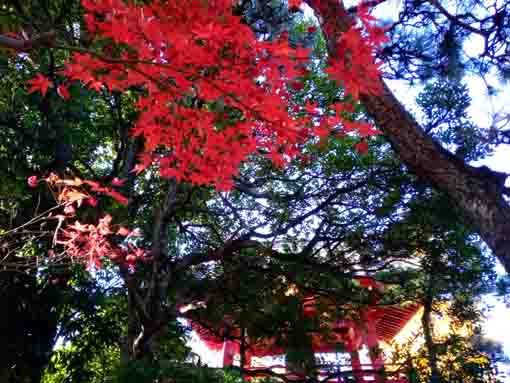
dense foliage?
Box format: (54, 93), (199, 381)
(0, 0), (508, 382)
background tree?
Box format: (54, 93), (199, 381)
(378, 191), (497, 383)
(303, 0), (510, 273)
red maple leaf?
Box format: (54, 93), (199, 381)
(43, 0), (384, 191)
(355, 140), (369, 155)
(104, 189), (129, 205)
(27, 175), (38, 188)
(27, 74), (52, 97)
(288, 0), (303, 9)
(111, 177), (126, 187)
(57, 84), (71, 100)
(19, 0), (391, 271)
(88, 81), (104, 92)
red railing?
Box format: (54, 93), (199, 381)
(245, 364), (408, 382)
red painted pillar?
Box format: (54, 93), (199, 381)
(350, 350), (364, 383)
(243, 351), (253, 381)
(244, 351), (252, 369)
(364, 309), (384, 383)
(222, 340), (237, 367)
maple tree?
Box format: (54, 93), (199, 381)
(0, 3), (391, 375)
(52, 0), (383, 190)
(2, 0), (387, 270)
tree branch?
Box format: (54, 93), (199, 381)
(0, 31), (56, 51)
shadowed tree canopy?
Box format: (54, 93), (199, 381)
(0, 0), (507, 382)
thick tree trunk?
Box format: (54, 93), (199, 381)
(306, 0), (510, 273)
(361, 82), (510, 272)
(121, 270), (172, 364)
(361, 83), (510, 272)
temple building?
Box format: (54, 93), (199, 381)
(182, 276), (422, 382)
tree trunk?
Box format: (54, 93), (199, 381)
(306, 0), (510, 273)
(0, 270), (60, 383)
(421, 294), (442, 383)
(121, 273), (171, 364)
(285, 311), (317, 379)
(361, 82), (510, 273)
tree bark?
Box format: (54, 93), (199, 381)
(361, 81), (510, 271)
(421, 293), (442, 383)
(0, 31), (56, 51)
(306, 0), (510, 273)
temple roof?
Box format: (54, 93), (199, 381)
(376, 304), (421, 342)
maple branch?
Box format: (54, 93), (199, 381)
(122, 269), (151, 324)
(175, 239), (263, 271)
(54, 44), (295, 129)
(0, 204), (63, 237)
(0, 31), (56, 51)
(141, 180), (178, 324)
